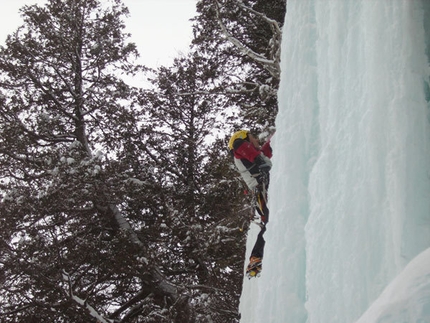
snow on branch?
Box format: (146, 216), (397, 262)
(236, 0), (282, 35)
(95, 203), (148, 263)
(62, 271), (114, 323)
(214, 0), (281, 79)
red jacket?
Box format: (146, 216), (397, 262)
(233, 139), (272, 162)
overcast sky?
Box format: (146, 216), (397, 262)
(0, 0), (197, 68)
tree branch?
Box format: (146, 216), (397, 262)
(214, 0), (281, 79)
(62, 271), (114, 323)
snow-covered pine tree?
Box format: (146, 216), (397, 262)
(140, 52), (249, 322)
(0, 0), (190, 321)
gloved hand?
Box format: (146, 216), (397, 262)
(254, 155), (271, 189)
(254, 155), (271, 175)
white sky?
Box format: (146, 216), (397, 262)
(0, 0), (197, 68)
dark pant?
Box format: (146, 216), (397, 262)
(251, 227), (266, 259)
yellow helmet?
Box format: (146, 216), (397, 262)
(228, 130), (249, 150)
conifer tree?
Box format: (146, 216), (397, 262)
(140, 52), (249, 322)
(0, 0), (190, 321)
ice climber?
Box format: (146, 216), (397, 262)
(228, 129), (272, 224)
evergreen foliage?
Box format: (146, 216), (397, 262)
(192, 0), (285, 130)
(0, 0), (285, 322)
